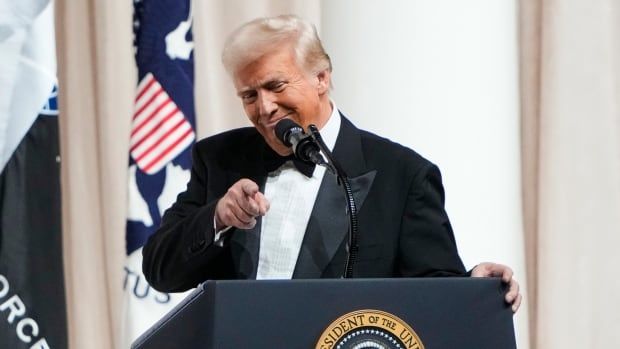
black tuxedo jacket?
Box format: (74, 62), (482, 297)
(143, 115), (466, 292)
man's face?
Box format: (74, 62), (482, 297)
(233, 48), (329, 155)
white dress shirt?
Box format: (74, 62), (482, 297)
(256, 104), (341, 279)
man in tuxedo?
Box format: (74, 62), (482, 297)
(142, 15), (521, 312)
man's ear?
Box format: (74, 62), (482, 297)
(316, 69), (331, 95)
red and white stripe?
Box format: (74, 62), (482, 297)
(131, 73), (195, 174)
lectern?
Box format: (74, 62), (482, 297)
(132, 278), (516, 349)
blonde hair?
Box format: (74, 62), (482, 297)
(222, 15), (332, 76)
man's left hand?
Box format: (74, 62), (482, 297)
(471, 262), (522, 313)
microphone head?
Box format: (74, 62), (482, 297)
(275, 119), (303, 147)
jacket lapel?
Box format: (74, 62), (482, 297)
(292, 170), (376, 278)
(293, 114), (376, 278)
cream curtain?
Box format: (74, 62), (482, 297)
(55, 0), (620, 347)
(520, 0), (620, 348)
(55, 0), (135, 347)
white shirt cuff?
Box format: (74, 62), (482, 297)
(213, 216), (232, 247)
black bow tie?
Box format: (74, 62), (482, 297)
(263, 147), (316, 177)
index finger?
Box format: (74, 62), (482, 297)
(253, 191), (270, 215)
(239, 179), (259, 196)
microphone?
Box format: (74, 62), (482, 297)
(274, 119), (327, 166)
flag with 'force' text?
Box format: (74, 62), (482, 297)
(0, 0), (67, 347)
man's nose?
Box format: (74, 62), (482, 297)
(256, 91), (277, 118)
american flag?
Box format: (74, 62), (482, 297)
(131, 72), (195, 174)
(122, 0), (195, 347)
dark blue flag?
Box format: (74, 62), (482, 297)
(122, 0), (196, 345)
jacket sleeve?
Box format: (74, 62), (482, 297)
(397, 163), (468, 277)
(142, 145), (233, 292)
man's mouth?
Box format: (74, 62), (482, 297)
(264, 114), (293, 129)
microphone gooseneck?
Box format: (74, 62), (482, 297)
(307, 124), (358, 279)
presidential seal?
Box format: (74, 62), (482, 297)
(316, 309), (424, 349)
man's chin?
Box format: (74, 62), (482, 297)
(269, 142), (292, 156)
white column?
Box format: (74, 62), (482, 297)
(321, 1), (529, 347)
